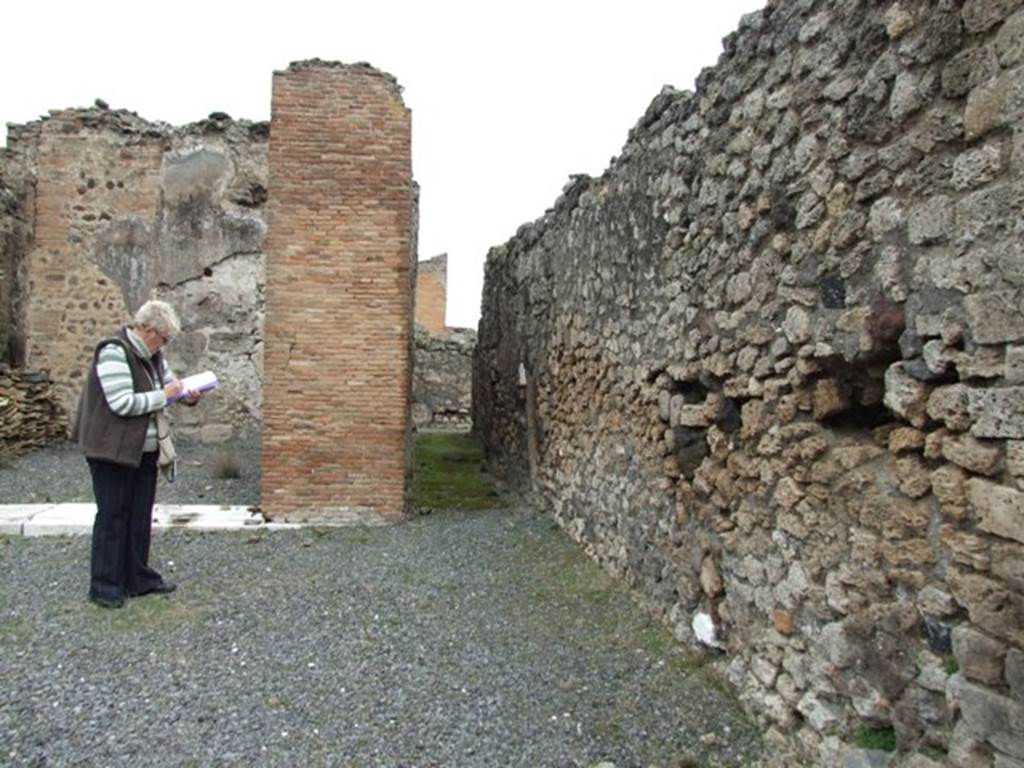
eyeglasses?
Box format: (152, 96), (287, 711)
(153, 329), (173, 346)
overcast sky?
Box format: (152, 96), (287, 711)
(3, 0), (765, 329)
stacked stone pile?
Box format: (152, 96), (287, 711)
(0, 366), (66, 458)
(475, 0), (1024, 764)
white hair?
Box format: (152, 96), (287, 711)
(133, 300), (181, 338)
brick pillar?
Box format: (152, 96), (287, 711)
(415, 253), (447, 334)
(261, 61), (414, 523)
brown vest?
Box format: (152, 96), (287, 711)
(71, 329), (165, 467)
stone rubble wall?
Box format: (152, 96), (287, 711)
(474, 0), (1024, 764)
(1, 106), (268, 443)
(413, 327), (475, 430)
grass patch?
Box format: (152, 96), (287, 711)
(636, 621), (676, 656)
(86, 594), (200, 634)
(855, 724), (897, 752)
(0, 616), (29, 642)
(410, 432), (503, 511)
(944, 655), (959, 675)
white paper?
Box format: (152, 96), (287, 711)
(169, 370), (218, 402)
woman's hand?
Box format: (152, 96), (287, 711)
(164, 381), (184, 401)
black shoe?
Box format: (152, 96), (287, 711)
(129, 581), (177, 597)
(89, 595), (125, 609)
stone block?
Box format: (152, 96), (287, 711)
(954, 345), (1007, 381)
(965, 65), (1024, 140)
(948, 716), (996, 768)
(956, 185), (1024, 244)
(773, 609), (795, 635)
(953, 624), (1008, 685)
(1009, 442), (1024, 477)
(840, 748), (895, 768)
(0, 504), (49, 536)
(22, 504), (95, 537)
(156, 504), (267, 530)
(890, 427), (926, 453)
(953, 144), (1004, 190)
(763, 692), (798, 728)
(885, 3), (915, 39)
(943, 433), (1003, 476)
(892, 455), (932, 498)
(993, 542), (1024, 592)
(1008, 347), (1024, 385)
(813, 378), (850, 420)
(955, 678), (1024, 759)
(796, 690), (843, 733)
(929, 466), (966, 514)
(883, 537), (934, 567)
(917, 584), (959, 618)
(949, 570), (1024, 645)
(885, 363), (931, 427)
(943, 47), (1001, 99)
(941, 525), (992, 571)
(700, 555), (723, 597)
(1007, 648), (1024, 702)
(658, 389), (671, 421)
(970, 388), (1024, 439)
(783, 306), (812, 344)
(962, 0), (1024, 34)
(773, 476), (805, 511)
(924, 428), (949, 460)
(927, 384), (973, 432)
(917, 650), (952, 693)
(675, 403), (711, 428)
(996, 9), (1024, 66)
(967, 478), (1024, 544)
(908, 195), (953, 244)
(890, 70), (927, 122)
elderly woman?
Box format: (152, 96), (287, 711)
(72, 300), (201, 609)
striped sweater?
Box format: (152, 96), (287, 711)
(96, 328), (173, 452)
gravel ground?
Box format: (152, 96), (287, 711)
(0, 438), (262, 506)
(0, 443), (764, 767)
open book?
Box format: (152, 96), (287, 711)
(168, 370), (218, 403)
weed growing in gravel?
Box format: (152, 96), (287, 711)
(212, 449), (242, 479)
(86, 595), (200, 634)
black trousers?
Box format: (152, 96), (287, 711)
(87, 452), (164, 600)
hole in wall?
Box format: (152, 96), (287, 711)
(814, 355), (899, 433)
(821, 400), (896, 431)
